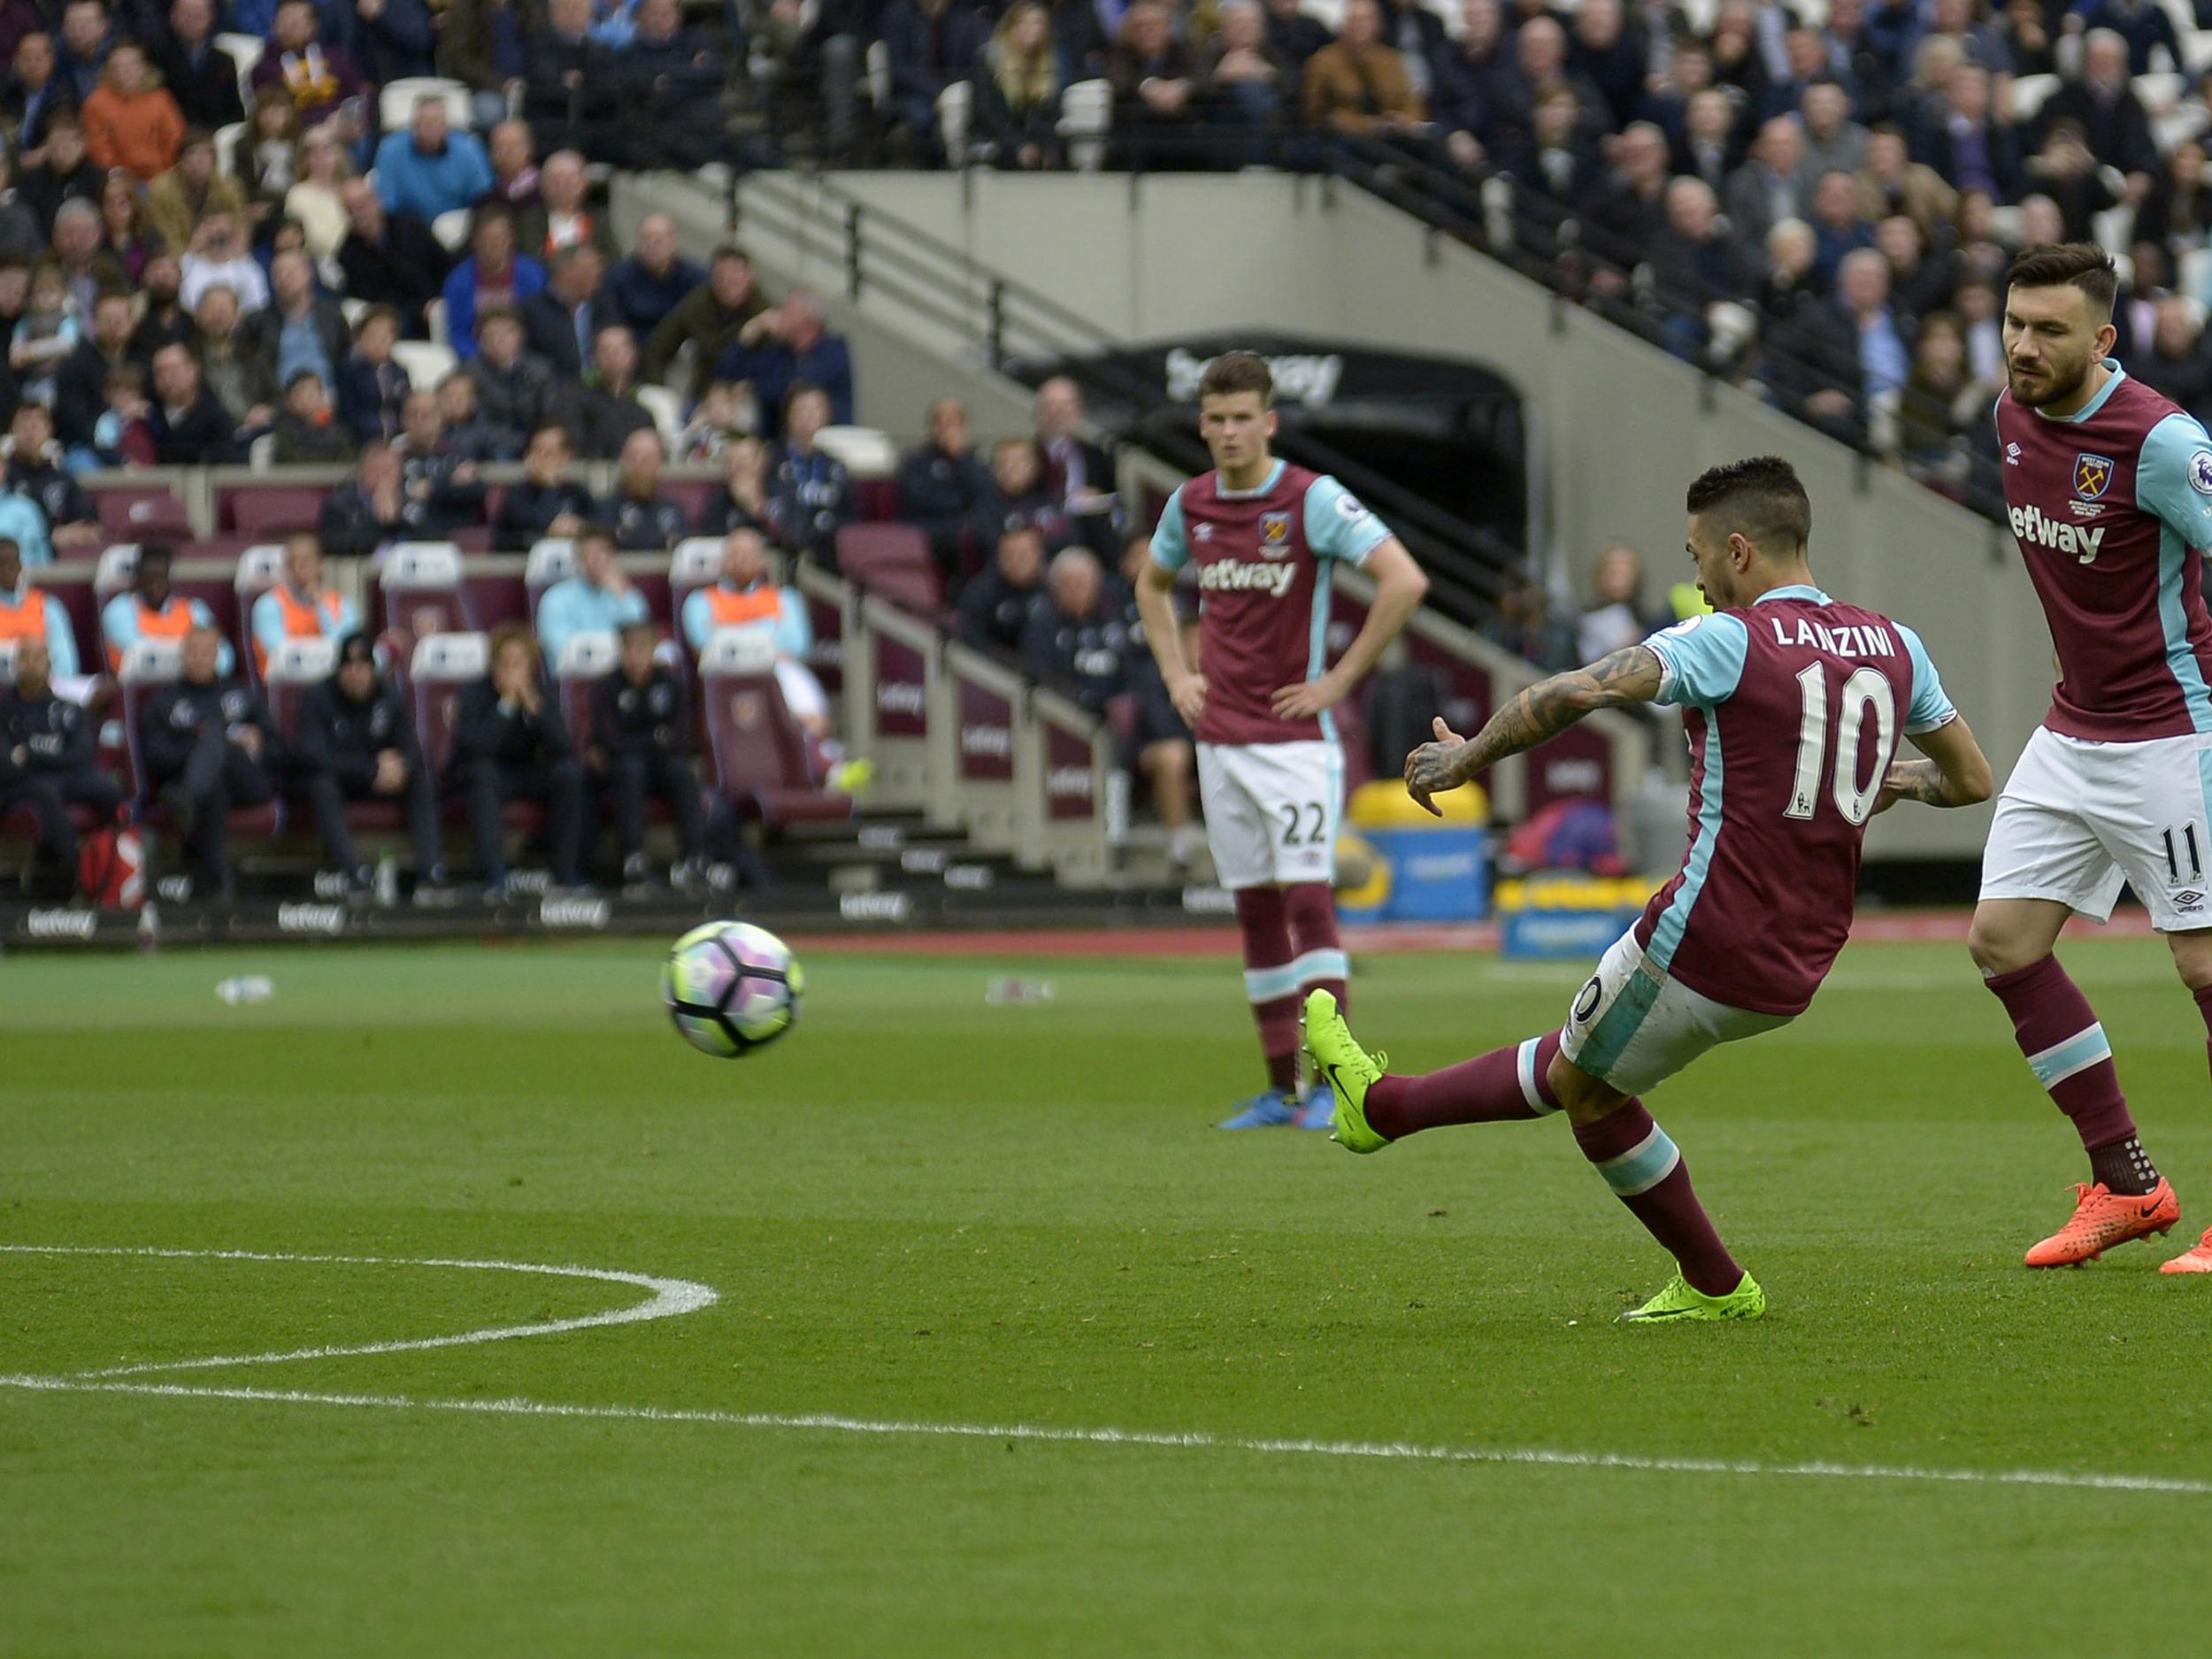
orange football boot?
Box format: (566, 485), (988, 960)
(2160, 1226), (2212, 1275)
(2024, 1179), (2180, 1268)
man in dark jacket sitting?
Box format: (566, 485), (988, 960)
(956, 522), (1047, 657)
(292, 632), (448, 901)
(139, 625), (278, 901)
(449, 621), (586, 897)
(589, 619), (706, 891)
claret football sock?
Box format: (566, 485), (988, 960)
(1234, 887), (1302, 1094)
(1984, 955), (2143, 1176)
(1283, 882), (1348, 1014)
(1571, 1102), (1742, 1299)
(1366, 1030), (1565, 1140)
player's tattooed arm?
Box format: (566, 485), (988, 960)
(1871, 718), (1994, 814)
(1403, 645), (1663, 814)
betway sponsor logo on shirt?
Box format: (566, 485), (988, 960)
(2008, 503), (2107, 565)
(1196, 559), (1299, 598)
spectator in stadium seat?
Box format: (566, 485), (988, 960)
(1996, 0), (2057, 77)
(193, 285), (278, 439)
(957, 522), (1046, 657)
(972, 435), (1067, 552)
(1034, 375), (1111, 514)
(521, 244), (607, 380)
(0, 154), (42, 263)
(1668, 87), (1738, 196)
(1758, 229), (1863, 438)
(714, 290), (852, 441)
(1855, 122), (1956, 242)
(20, 116), (103, 242)
(444, 208), (547, 364)
(272, 368), (354, 463)
(335, 180), (451, 337)
(598, 427), (687, 552)
(975, 1), (1067, 169)
(605, 213), (701, 342)
(536, 522), (648, 664)
(295, 632), (447, 899)
(394, 388), (488, 534)
(243, 247), (349, 391)
(1494, 85), (1601, 224)
(0, 469), (49, 570)
(1794, 79), (1867, 189)
(319, 439), (411, 557)
(145, 340), (241, 465)
(1583, 120), (1672, 265)
(0, 537), (75, 672)
(1647, 177), (1748, 359)
(235, 88), (301, 223)
(496, 423), (595, 547)
(1196, 0), (1285, 159)
(0, 633), (120, 890)
(696, 433), (777, 536)
(2131, 294), (2212, 420)
(353, 0), (437, 85)
(522, 0), (618, 158)
(486, 119), (539, 210)
(548, 321), (656, 459)
(465, 304), (555, 461)
(128, 250), (190, 359)
(1480, 574), (1578, 674)
(451, 620), (587, 895)
(337, 304), (410, 445)
(1724, 116), (1809, 263)
(514, 149), (614, 264)
(897, 396), (993, 580)
(1024, 542), (1197, 861)
(680, 526), (810, 675)
(1913, 61), (2022, 202)
(879, 0), (984, 164)
(103, 543), (225, 672)
(78, 39), (181, 180)
(1568, 0), (1647, 131)
(1487, 17), (1602, 155)
(590, 617), (705, 890)
(1874, 211), (1954, 316)
(2023, 119), (2123, 242)
(4, 34), (76, 160)
(141, 624), (273, 901)
(180, 211), (268, 313)
(643, 245), (772, 402)
(52, 2), (106, 108)
(2133, 139), (2212, 259)
(1841, 246), (1910, 424)
(1429, 0), (1509, 170)
(283, 125), (354, 260)
(1107, 1), (1201, 165)
(250, 534), (356, 677)
(250, 0), (365, 129)
(1806, 167), (1876, 292)
(1302, 0), (1428, 138)
(1262, 0), (1333, 77)
(1574, 543), (1666, 663)
(767, 384), (855, 566)
(615, 0), (725, 169)
(1897, 310), (1981, 468)
(375, 95), (495, 229)
(2067, 0), (2178, 78)
(4, 404), (97, 554)
(157, 0), (242, 131)
(433, 370), (499, 465)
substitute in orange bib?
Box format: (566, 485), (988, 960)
(102, 544), (230, 673)
(0, 537), (79, 678)
(250, 532), (356, 675)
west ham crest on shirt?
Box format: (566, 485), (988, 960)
(2074, 452), (2115, 499)
(1258, 511), (1294, 557)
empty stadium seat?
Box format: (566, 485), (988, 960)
(635, 385), (684, 449)
(1058, 79), (1112, 172)
(380, 542), (465, 641)
(408, 631), (488, 778)
(816, 426), (899, 480)
(391, 339), (457, 390)
(262, 636), (338, 741)
(698, 632), (849, 825)
(432, 209), (473, 252)
(554, 631), (619, 757)
(834, 523), (941, 615)
(525, 538), (576, 609)
(669, 536), (723, 603)
(94, 543), (140, 601)
(227, 487), (326, 538)
(938, 80), (973, 167)
(459, 570), (531, 632)
(89, 485), (192, 541)
(234, 545), (286, 685)
(379, 76), (474, 133)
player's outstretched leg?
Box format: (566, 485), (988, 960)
(1303, 989), (1563, 1152)
(1973, 910), (2180, 1264)
(1221, 887), (1305, 1128)
(1285, 883), (1350, 1129)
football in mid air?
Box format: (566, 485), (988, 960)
(663, 922), (803, 1056)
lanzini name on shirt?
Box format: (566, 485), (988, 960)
(1765, 614), (1900, 659)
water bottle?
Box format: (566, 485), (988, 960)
(215, 975), (273, 1005)
(136, 902), (159, 953)
(373, 852), (399, 908)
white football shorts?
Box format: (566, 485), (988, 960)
(1980, 726), (2212, 932)
(1195, 740), (1342, 890)
(1558, 928), (1794, 1098)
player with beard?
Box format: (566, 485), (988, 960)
(1971, 243), (2212, 1272)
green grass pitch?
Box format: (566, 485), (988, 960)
(3, 933), (2209, 1657)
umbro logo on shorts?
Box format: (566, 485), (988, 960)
(2177, 891), (2205, 913)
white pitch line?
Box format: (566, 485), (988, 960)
(1, 1372), (2207, 1498)
(0, 1244), (718, 1377)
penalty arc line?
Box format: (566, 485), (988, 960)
(0, 1244), (718, 1378)
(0, 1372), (2208, 1498)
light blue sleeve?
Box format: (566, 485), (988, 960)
(1897, 623), (1958, 735)
(42, 594), (76, 679)
(534, 581), (575, 664)
(1303, 475), (1393, 565)
(2135, 411), (2212, 548)
(1148, 487), (1191, 572)
(100, 591), (136, 664)
(775, 588), (812, 659)
(680, 588), (712, 652)
(616, 588), (649, 632)
(250, 590), (284, 660)
(1643, 612), (1750, 710)
(334, 595), (360, 638)
(187, 598), (234, 677)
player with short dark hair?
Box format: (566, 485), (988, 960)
(1971, 241), (2212, 1272)
(1136, 350), (1431, 1127)
(1306, 457), (1993, 1321)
